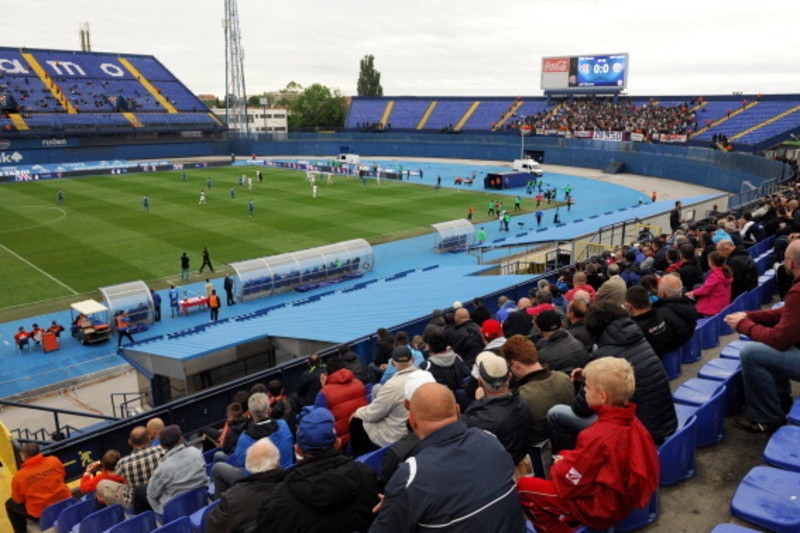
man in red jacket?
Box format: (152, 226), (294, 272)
(516, 357), (659, 533)
(314, 357), (367, 447)
(725, 238), (800, 433)
(6, 443), (72, 533)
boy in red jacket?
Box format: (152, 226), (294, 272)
(516, 357), (659, 533)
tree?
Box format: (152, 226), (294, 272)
(357, 55), (383, 97)
(289, 83), (347, 128)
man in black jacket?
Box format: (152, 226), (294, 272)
(534, 310), (588, 374)
(653, 274), (698, 351)
(206, 438), (284, 533)
(337, 345), (371, 385)
(470, 297), (491, 326)
(547, 302), (677, 452)
(717, 239), (758, 299)
(625, 286), (670, 356)
(676, 243), (704, 290)
(449, 308), (486, 367)
(369, 328), (395, 383)
(296, 354), (327, 407)
(258, 408), (378, 532)
(502, 298), (534, 339)
(463, 352), (531, 475)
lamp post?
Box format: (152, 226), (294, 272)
(519, 116), (528, 159)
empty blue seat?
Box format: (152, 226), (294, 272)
(764, 425), (800, 472)
(203, 447), (220, 464)
(680, 332), (701, 364)
(161, 486), (209, 524)
(661, 349), (682, 380)
(731, 466), (800, 532)
(106, 511), (157, 533)
(75, 504), (124, 533)
(720, 339), (748, 360)
(189, 500), (220, 533)
(710, 524), (760, 532)
(698, 358), (744, 416)
(39, 497), (77, 531)
(56, 499), (97, 533)
(153, 516), (193, 533)
(718, 303), (737, 335)
(658, 415), (697, 486)
(614, 489), (659, 532)
(746, 286), (762, 311)
(673, 380), (726, 447)
(697, 316), (719, 349)
(789, 397), (800, 425)
(356, 443), (392, 473)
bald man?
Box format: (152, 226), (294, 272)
(449, 308), (485, 366)
(370, 383), (525, 532)
(97, 426), (164, 510)
(716, 239), (757, 299)
(652, 274), (698, 351)
(146, 417), (165, 446)
(725, 239), (800, 434)
(502, 298), (534, 339)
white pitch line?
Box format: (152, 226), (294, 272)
(0, 241), (79, 295)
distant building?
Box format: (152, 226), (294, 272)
(211, 107), (288, 135)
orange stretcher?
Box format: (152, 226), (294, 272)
(42, 331), (59, 352)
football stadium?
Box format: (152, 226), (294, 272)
(2, 2), (800, 532)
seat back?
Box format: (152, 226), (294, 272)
(615, 489), (659, 532)
(162, 486), (209, 524)
(357, 442), (393, 473)
(78, 504), (124, 533)
(153, 516), (194, 533)
(694, 385), (727, 447)
(39, 497), (78, 531)
(56, 499), (98, 533)
(530, 439), (553, 480)
(661, 348), (682, 380)
(202, 447), (220, 464)
(106, 511), (158, 533)
(658, 414), (697, 486)
(189, 500), (221, 533)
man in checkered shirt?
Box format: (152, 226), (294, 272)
(97, 426), (163, 510)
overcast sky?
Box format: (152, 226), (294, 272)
(4, 0), (800, 98)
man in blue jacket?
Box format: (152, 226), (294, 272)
(370, 383), (525, 532)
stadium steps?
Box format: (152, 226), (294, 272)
(690, 100), (759, 139)
(380, 100), (395, 126)
(118, 58), (178, 113)
(123, 112), (144, 128)
(729, 103), (800, 141)
(21, 51), (78, 114)
(492, 100), (523, 131)
(453, 101), (480, 131)
(416, 101), (437, 130)
(691, 101), (708, 113)
(8, 113), (28, 130)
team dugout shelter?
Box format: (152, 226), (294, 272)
(431, 219), (475, 252)
(229, 239), (375, 302)
(98, 280), (155, 325)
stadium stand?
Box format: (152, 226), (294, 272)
(0, 47), (224, 134)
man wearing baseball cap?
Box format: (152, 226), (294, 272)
(349, 346), (419, 457)
(534, 310), (589, 374)
(258, 408), (378, 532)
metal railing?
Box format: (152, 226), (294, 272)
(0, 399), (117, 443)
(111, 392), (151, 419)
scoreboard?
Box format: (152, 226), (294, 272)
(541, 53), (629, 91)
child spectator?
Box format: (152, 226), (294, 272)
(80, 450), (125, 504)
(686, 251), (733, 316)
(517, 357), (659, 532)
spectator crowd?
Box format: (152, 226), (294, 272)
(11, 185), (800, 533)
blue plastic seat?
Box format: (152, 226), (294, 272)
(746, 286), (762, 311)
(189, 500), (220, 533)
(153, 516), (194, 533)
(161, 486), (209, 525)
(660, 348), (682, 380)
(680, 332), (701, 364)
(106, 511), (157, 533)
(203, 447), (220, 464)
(764, 425), (800, 472)
(74, 504), (124, 533)
(731, 466), (800, 532)
(673, 380), (726, 447)
(56, 499), (98, 533)
(696, 316), (719, 349)
(789, 397), (800, 425)
(658, 414), (697, 486)
(698, 358), (744, 416)
(720, 339), (748, 360)
(614, 489), (659, 532)
(356, 442), (392, 473)
(709, 524), (759, 532)
(39, 497), (77, 531)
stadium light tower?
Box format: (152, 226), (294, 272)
(223, 0), (249, 134)
(79, 22), (91, 52)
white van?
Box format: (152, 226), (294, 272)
(512, 158), (543, 176)
(338, 154), (360, 165)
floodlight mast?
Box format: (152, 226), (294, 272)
(223, 0), (249, 134)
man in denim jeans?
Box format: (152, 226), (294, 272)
(725, 238), (800, 433)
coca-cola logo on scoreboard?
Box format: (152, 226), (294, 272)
(543, 58), (569, 73)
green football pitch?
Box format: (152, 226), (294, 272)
(0, 165), (555, 316)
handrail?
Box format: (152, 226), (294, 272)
(0, 399), (117, 442)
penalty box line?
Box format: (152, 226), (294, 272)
(0, 241), (79, 296)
